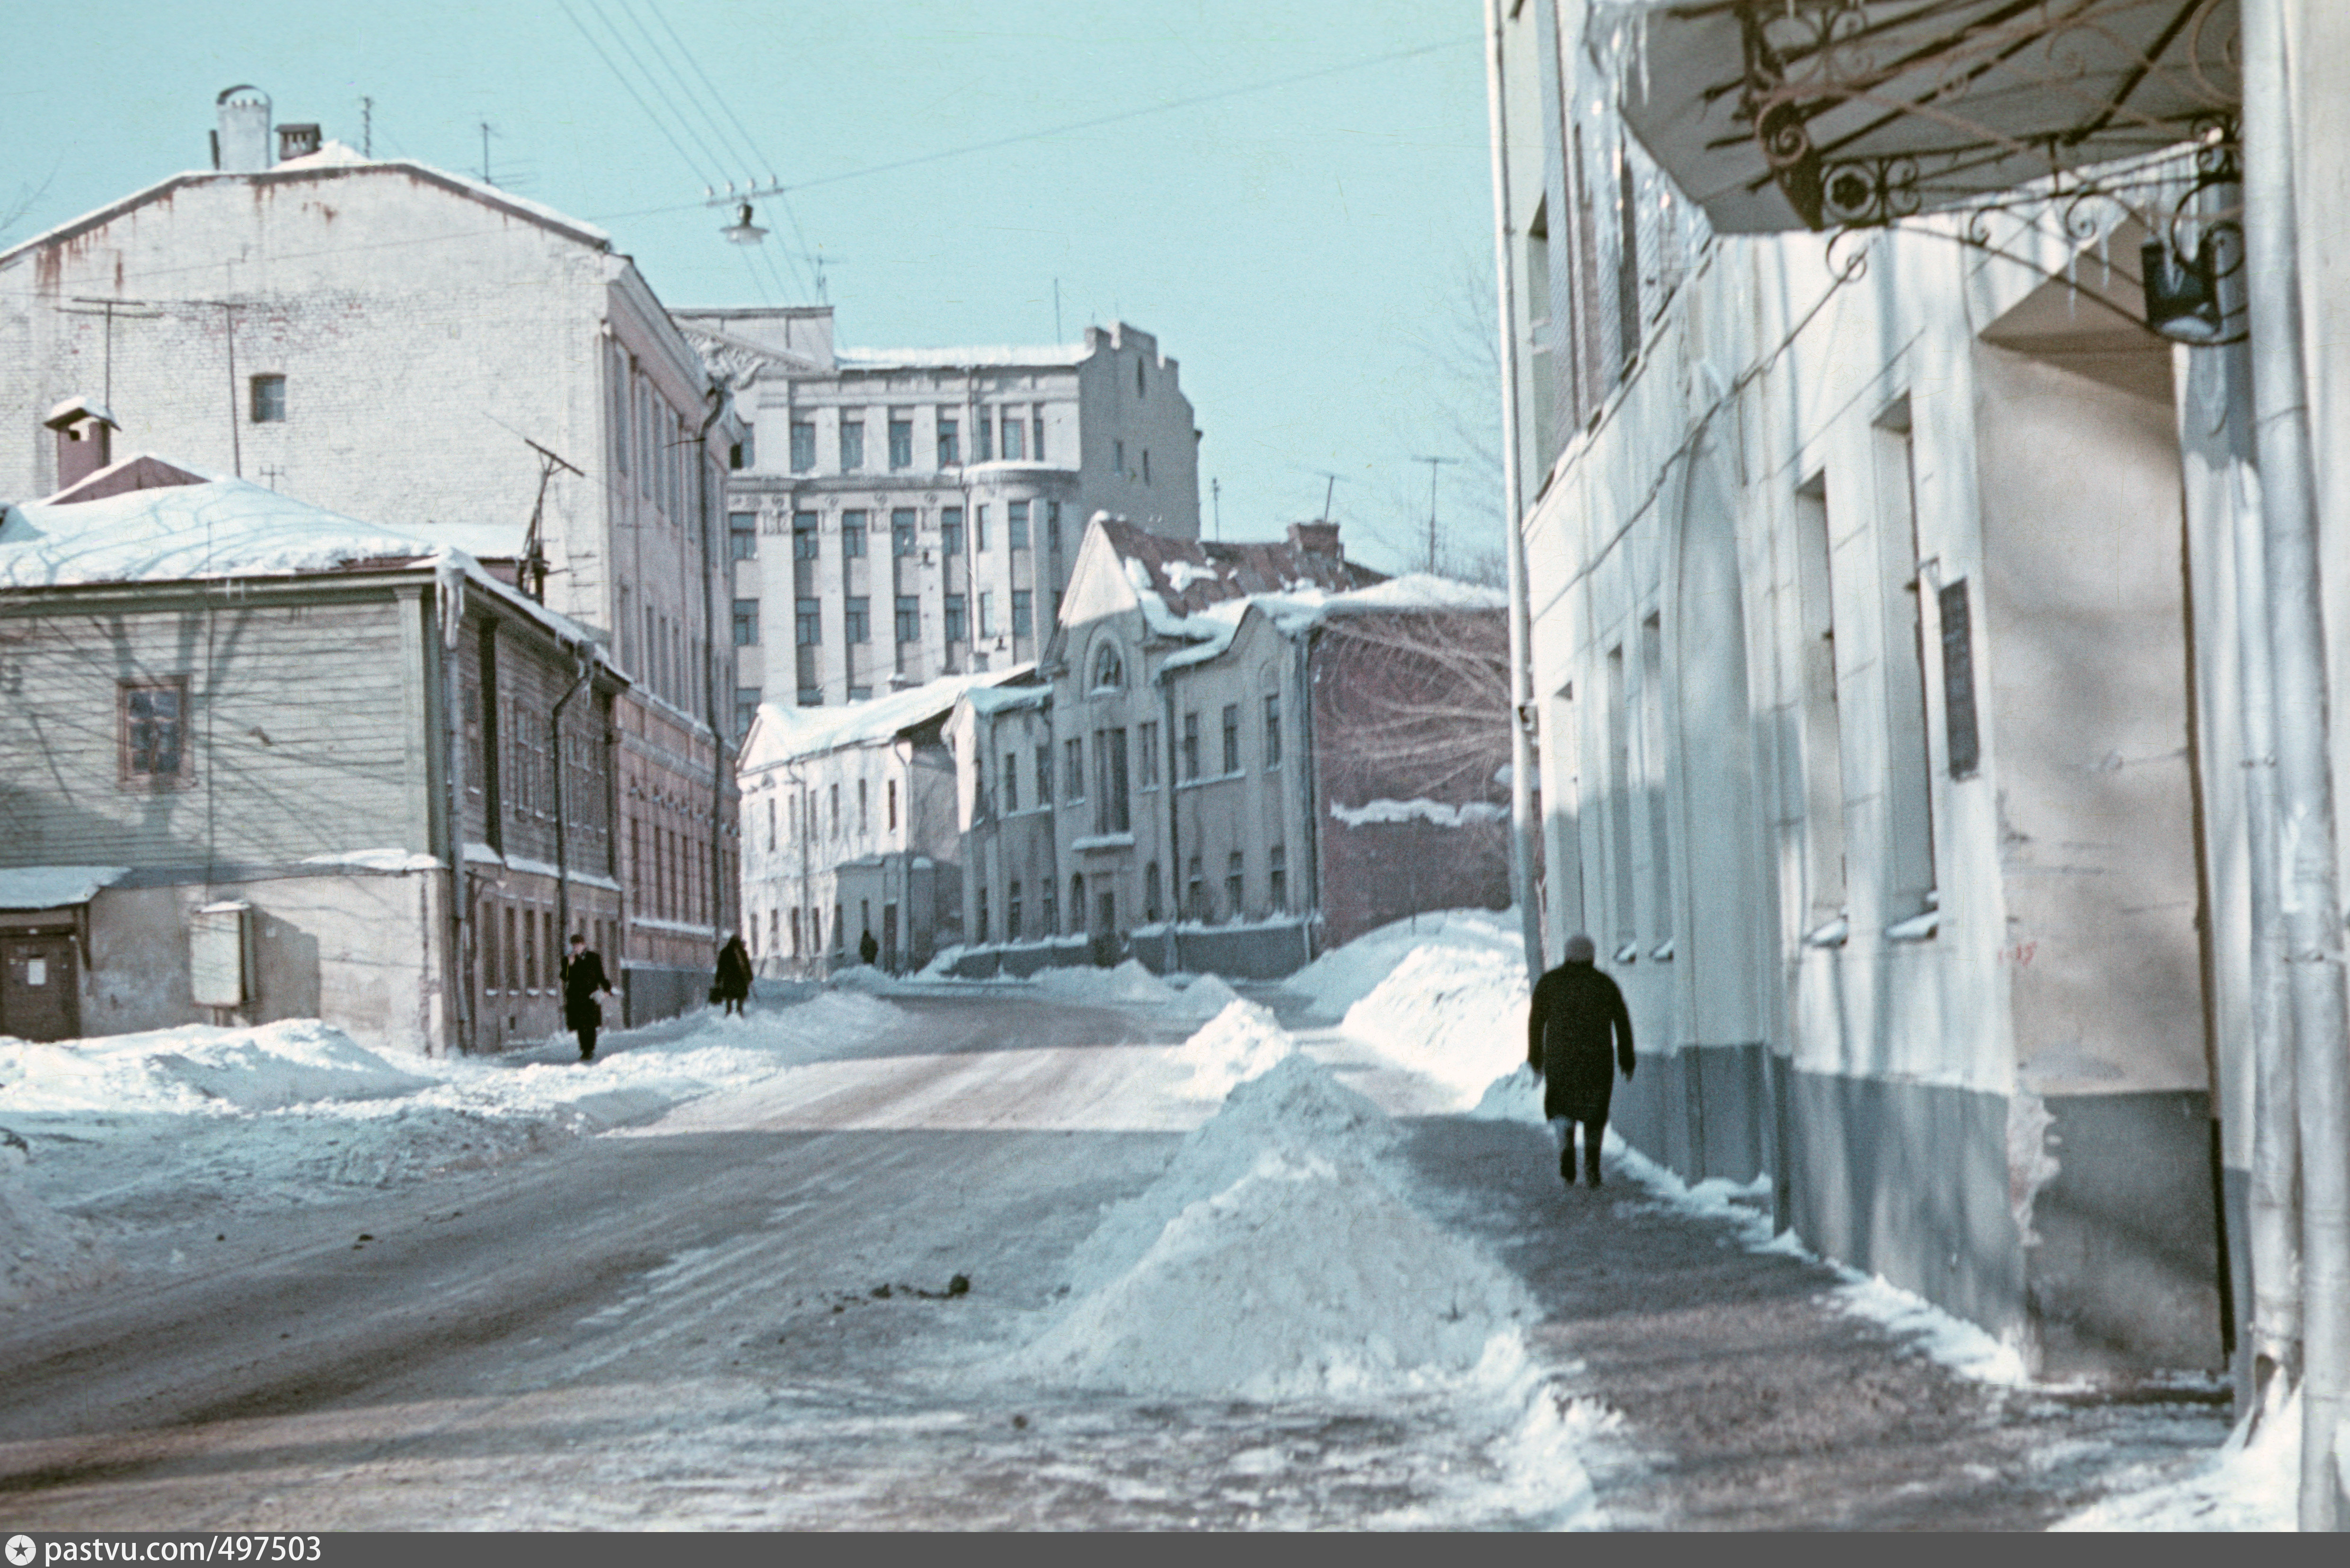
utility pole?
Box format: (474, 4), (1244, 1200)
(479, 121), (495, 185)
(1211, 477), (1221, 540)
(519, 437), (586, 604)
(1412, 454), (1462, 574)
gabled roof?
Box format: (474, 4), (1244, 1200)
(0, 152), (612, 270)
(45, 453), (210, 506)
(1095, 515), (1383, 620)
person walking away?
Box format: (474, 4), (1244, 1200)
(715, 932), (753, 1017)
(858, 927), (880, 969)
(1528, 933), (1636, 1187)
(561, 931), (617, 1064)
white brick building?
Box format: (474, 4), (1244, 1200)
(0, 114), (742, 1023)
(671, 308), (1200, 721)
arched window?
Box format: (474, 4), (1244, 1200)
(1091, 640), (1124, 691)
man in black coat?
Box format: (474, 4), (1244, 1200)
(1527, 933), (1636, 1187)
(561, 932), (616, 1063)
(714, 933), (753, 1016)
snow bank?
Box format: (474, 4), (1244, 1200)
(1338, 935), (1528, 1104)
(1283, 906), (1523, 1019)
(0, 1145), (118, 1307)
(1167, 998), (1292, 1100)
(1030, 959), (1178, 1007)
(2054, 1391), (2299, 1532)
(1166, 970), (1244, 1019)
(0, 1020), (433, 1113)
(1010, 1052), (1534, 1400)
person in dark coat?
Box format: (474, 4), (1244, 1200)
(858, 928), (880, 968)
(560, 932), (616, 1064)
(1527, 933), (1636, 1187)
(715, 933), (753, 1016)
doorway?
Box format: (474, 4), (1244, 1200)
(1, 934), (80, 1042)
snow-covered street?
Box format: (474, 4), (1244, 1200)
(0, 915), (2248, 1529)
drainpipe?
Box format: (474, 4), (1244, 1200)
(2244, 0), (2350, 1529)
(1485, 0), (1545, 975)
(549, 645), (593, 952)
(436, 576), (473, 1056)
(1162, 663), (1182, 973)
(697, 387), (730, 949)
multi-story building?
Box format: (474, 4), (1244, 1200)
(944, 515), (1512, 978)
(737, 668), (1032, 977)
(0, 98), (741, 1025)
(670, 307), (1200, 721)
(0, 455), (625, 1056)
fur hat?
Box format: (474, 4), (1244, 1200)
(1564, 933), (1597, 963)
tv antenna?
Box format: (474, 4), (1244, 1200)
(1411, 455), (1462, 573)
(520, 437), (585, 603)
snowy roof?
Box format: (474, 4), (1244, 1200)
(44, 395), (117, 431)
(0, 468), (439, 587)
(835, 344), (1091, 370)
(0, 152), (610, 270)
(740, 666), (1038, 769)
(1099, 516), (1385, 624)
(0, 865), (129, 910)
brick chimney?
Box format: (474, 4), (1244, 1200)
(1286, 521), (1341, 560)
(44, 397), (119, 493)
(212, 85), (271, 173)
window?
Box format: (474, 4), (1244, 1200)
(1012, 590), (1033, 639)
(941, 507), (965, 555)
(791, 420), (816, 471)
(1008, 881), (1024, 942)
(975, 412), (993, 464)
(892, 509), (917, 556)
(1142, 449), (1151, 485)
(1092, 642), (1123, 690)
(888, 778), (898, 830)
(1137, 721), (1160, 787)
(1114, 438), (1125, 474)
(1269, 844), (1287, 912)
(482, 903), (502, 991)
(1226, 851), (1245, 922)
(1263, 694), (1282, 768)
(944, 594), (967, 643)
(937, 415), (960, 467)
(249, 374), (286, 423)
(1145, 861), (1162, 922)
(895, 595), (920, 644)
(888, 412), (912, 469)
(834, 901), (846, 951)
(795, 598), (821, 646)
(1042, 881), (1058, 934)
(1182, 712), (1200, 780)
(1064, 737), (1085, 800)
(841, 510), (867, 557)
(1186, 855), (1206, 920)
(1002, 413), (1025, 461)
(975, 505), (989, 553)
(1008, 500), (1030, 550)
(732, 599), (760, 647)
(1136, 357), (1147, 397)
(1069, 874), (1086, 935)
(736, 692), (760, 737)
(1036, 742), (1053, 805)
(1034, 414), (1048, 464)
(729, 512), (757, 559)
(1221, 704), (1240, 774)
(858, 779), (869, 833)
(121, 679), (188, 784)
(845, 597), (870, 644)
(839, 414), (865, 470)
(522, 904), (539, 990)
(1002, 753), (1020, 813)
(732, 427), (754, 470)
(979, 591), (996, 639)
(793, 512), (819, 560)
(829, 783), (840, 837)
(976, 885), (990, 945)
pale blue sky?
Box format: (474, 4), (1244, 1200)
(1, 0), (1500, 573)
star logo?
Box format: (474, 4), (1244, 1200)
(6, 1535), (35, 1567)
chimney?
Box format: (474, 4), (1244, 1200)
(213, 85), (271, 173)
(44, 397), (120, 493)
(1287, 521), (1341, 561)
(277, 123), (322, 161)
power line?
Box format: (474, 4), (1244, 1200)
(601, 0), (741, 187)
(557, 0), (718, 191)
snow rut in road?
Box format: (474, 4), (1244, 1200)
(1007, 1046), (1537, 1401)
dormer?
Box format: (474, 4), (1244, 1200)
(44, 396), (120, 493)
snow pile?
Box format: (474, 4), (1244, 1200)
(1167, 998), (1293, 1100)
(0, 1142), (118, 1307)
(0, 1020), (433, 1113)
(1283, 906), (1524, 1019)
(1329, 798), (1509, 829)
(1340, 938), (1528, 1104)
(1031, 959), (1178, 1007)
(1166, 970), (1245, 1019)
(1010, 1053), (1534, 1399)
(2053, 1392), (2299, 1532)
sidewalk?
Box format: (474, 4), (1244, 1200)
(1397, 1113), (2235, 1530)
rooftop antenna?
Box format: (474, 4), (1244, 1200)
(1412, 454), (1462, 573)
(520, 436), (586, 603)
(478, 120), (495, 185)
(361, 96), (373, 157)
(62, 296), (161, 407)
(1210, 477), (1221, 540)
(1309, 468), (1346, 522)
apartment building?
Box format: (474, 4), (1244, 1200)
(671, 308), (1200, 721)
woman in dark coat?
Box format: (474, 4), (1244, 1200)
(1527, 933), (1636, 1187)
(715, 934), (753, 1016)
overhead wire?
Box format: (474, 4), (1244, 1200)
(557, 0), (719, 194)
(582, 0), (735, 188)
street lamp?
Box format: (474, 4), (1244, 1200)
(721, 203), (768, 245)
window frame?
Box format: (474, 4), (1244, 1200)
(119, 676), (192, 788)
(248, 374), (287, 423)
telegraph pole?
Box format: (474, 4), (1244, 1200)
(1412, 454), (1462, 574)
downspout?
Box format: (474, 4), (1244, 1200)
(2244, 0), (2350, 1529)
(1297, 625), (1322, 965)
(435, 569), (472, 1056)
(1162, 661), (1182, 973)
(1486, 0), (1545, 975)
(698, 386), (731, 945)
(550, 644), (593, 951)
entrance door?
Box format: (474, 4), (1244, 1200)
(1092, 890), (1117, 967)
(1, 936), (79, 1042)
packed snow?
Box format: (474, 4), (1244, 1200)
(1166, 998), (1294, 1099)
(2052, 1391), (2300, 1532)
(1329, 797), (1510, 828)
